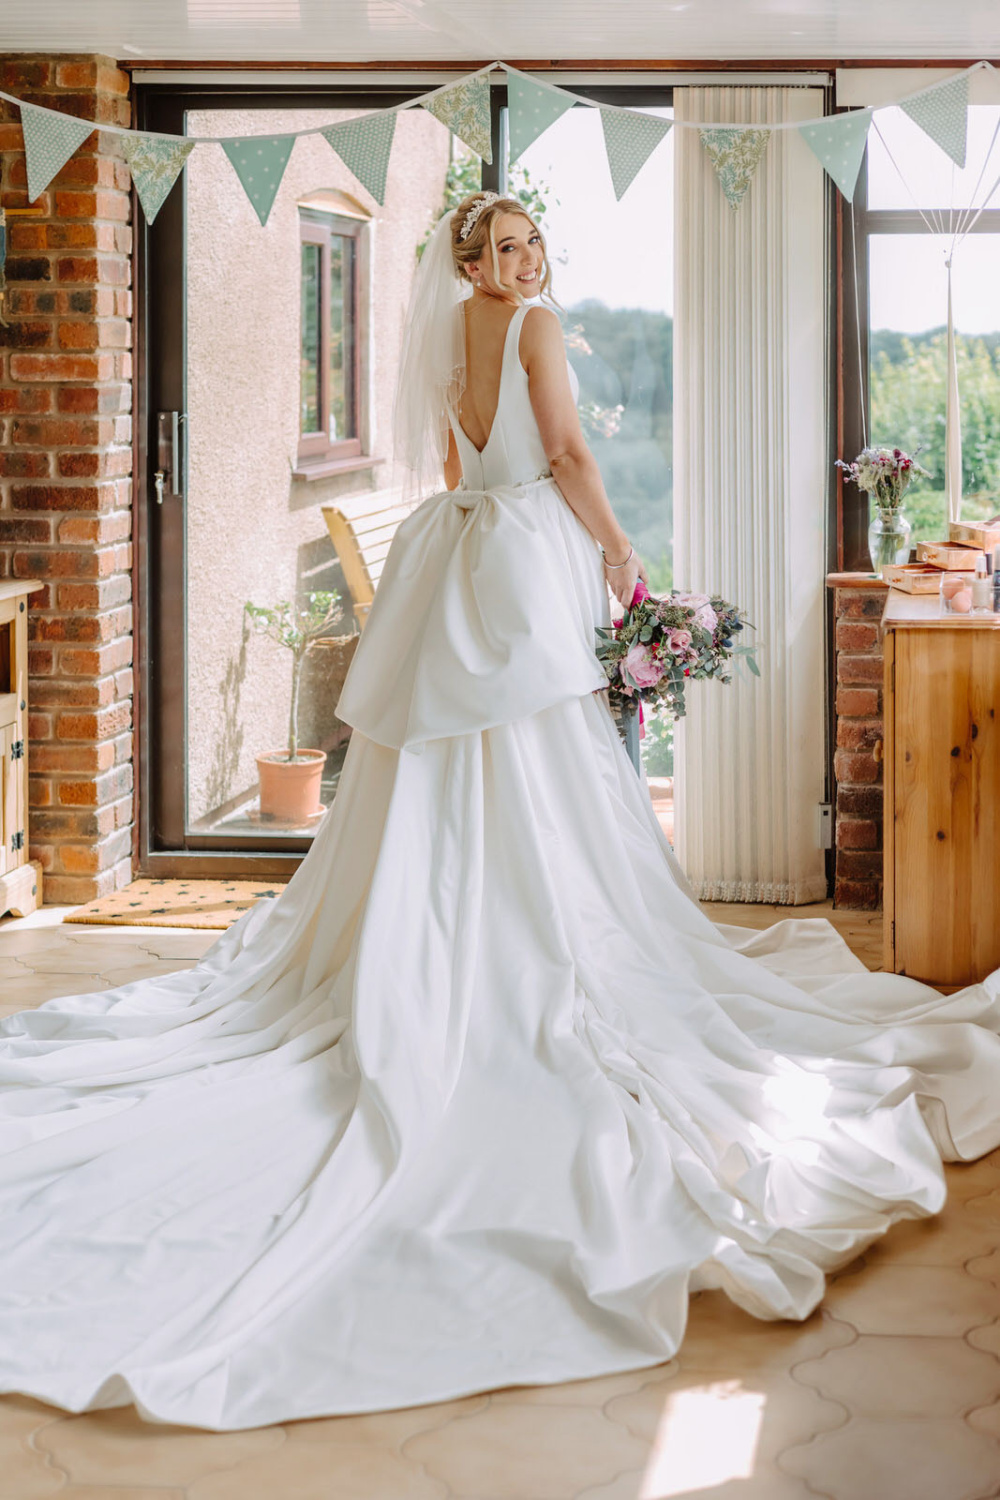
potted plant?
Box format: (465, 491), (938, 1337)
(243, 590), (344, 823)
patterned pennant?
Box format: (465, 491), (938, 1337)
(600, 109), (672, 200)
(423, 73), (493, 164)
(320, 111), (398, 206)
(20, 101), (95, 204)
(121, 134), (195, 224)
(221, 134), (295, 226)
(506, 68), (574, 164)
(699, 127), (771, 210)
(798, 109), (872, 201)
(902, 72), (969, 169)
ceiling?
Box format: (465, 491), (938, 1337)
(1, 0), (1000, 64)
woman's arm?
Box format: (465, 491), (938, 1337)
(443, 426), (462, 491)
(521, 306), (646, 606)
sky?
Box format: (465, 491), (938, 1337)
(519, 101), (1000, 334)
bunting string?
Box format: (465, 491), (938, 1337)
(0, 57), (995, 226)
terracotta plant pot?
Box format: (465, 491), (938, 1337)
(255, 749), (327, 823)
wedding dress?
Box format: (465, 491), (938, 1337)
(1, 302), (1000, 1432)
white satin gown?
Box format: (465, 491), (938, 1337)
(2, 303), (1000, 1430)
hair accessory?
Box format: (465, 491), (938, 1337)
(459, 191), (501, 242)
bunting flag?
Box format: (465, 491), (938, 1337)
(798, 109), (873, 201)
(121, 135), (195, 224)
(422, 73), (493, 164)
(699, 127), (771, 210)
(600, 109), (672, 200)
(902, 72), (969, 169)
(21, 101), (95, 204)
(507, 68), (575, 163)
(221, 134), (296, 225)
(321, 112), (398, 206)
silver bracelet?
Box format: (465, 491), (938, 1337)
(602, 546), (634, 570)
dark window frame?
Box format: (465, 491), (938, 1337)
(839, 137), (1000, 571)
(296, 207), (364, 470)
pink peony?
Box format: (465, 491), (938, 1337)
(676, 591), (717, 632)
(622, 642), (664, 689)
(666, 628), (693, 654)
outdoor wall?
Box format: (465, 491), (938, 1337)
(829, 575), (888, 910)
(0, 53), (134, 902)
(184, 108), (450, 826)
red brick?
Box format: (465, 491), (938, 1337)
(0, 318), (53, 350)
(56, 575), (131, 611)
(113, 667), (133, 699)
(836, 718), (883, 751)
(834, 586), (888, 617)
(836, 849), (884, 879)
(57, 447), (131, 479)
(59, 638), (132, 676)
(27, 711), (52, 740)
(14, 415), (112, 447)
(836, 785), (883, 819)
(0, 386), (51, 414)
(12, 480), (119, 512)
(55, 61), (98, 89)
(43, 872), (118, 904)
(8, 223), (48, 252)
(57, 825), (131, 874)
(835, 687), (880, 718)
(13, 549), (100, 579)
(34, 678), (114, 709)
(27, 645), (55, 675)
(56, 384), (129, 415)
(9, 351), (114, 382)
(28, 776), (53, 807)
(0, 516), (53, 544)
(834, 748), (881, 785)
(57, 701), (131, 742)
(836, 817), (880, 850)
(56, 512), (130, 545)
(837, 654), (883, 686)
(3, 256), (53, 283)
(836, 619), (879, 652)
(31, 741), (116, 774)
(0, 451), (51, 478)
(0, 61), (52, 89)
(834, 879), (881, 911)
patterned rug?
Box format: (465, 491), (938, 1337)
(63, 878), (289, 930)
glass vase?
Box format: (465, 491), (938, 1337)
(868, 509), (912, 576)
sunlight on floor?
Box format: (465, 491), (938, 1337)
(642, 1381), (765, 1496)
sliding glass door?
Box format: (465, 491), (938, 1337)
(136, 77), (673, 874)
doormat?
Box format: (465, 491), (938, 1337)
(63, 878), (289, 930)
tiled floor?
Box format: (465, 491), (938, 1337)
(0, 902), (998, 1500)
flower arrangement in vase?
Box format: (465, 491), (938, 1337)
(835, 446), (928, 576)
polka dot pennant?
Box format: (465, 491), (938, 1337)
(221, 134), (296, 226)
(699, 127), (771, 210)
(121, 135), (195, 224)
(320, 111), (397, 206)
(423, 74), (493, 164)
(507, 68), (575, 165)
(902, 73), (969, 169)
(798, 109), (873, 202)
(601, 109), (672, 201)
(20, 102), (95, 205)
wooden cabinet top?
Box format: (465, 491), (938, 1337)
(882, 587), (1000, 632)
(0, 580), (43, 604)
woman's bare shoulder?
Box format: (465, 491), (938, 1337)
(520, 305), (564, 367)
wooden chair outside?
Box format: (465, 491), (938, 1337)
(321, 491), (417, 630)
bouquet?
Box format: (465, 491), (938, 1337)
(835, 445), (928, 515)
(596, 580), (758, 723)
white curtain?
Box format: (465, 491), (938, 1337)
(673, 87), (828, 904)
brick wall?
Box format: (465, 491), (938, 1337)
(830, 578), (888, 910)
(0, 54), (134, 903)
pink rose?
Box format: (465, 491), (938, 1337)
(622, 642), (664, 689)
(667, 628), (692, 654)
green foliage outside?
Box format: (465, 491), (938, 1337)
(244, 592), (343, 760)
(418, 149), (554, 256)
(870, 328), (1000, 545)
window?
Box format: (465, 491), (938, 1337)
(297, 208), (364, 468)
(842, 105), (1000, 567)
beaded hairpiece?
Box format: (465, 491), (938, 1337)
(458, 191), (500, 242)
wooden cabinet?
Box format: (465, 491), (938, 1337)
(0, 580), (43, 921)
(883, 590), (1000, 988)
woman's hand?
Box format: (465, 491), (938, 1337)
(603, 548), (646, 609)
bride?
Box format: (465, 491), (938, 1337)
(1, 191), (999, 1432)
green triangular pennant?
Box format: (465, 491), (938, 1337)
(221, 134), (295, 226)
(699, 127), (771, 210)
(600, 108), (672, 200)
(20, 102), (95, 204)
(422, 74), (492, 164)
(320, 112), (398, 206)
(506, 68), (575, 164)
(121, 134), (195, 224)
(902, 73), (969, 169)
(798, 109), (872, 201)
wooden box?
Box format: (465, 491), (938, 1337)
(916, 540), (982, 570)
(880, 564), (944, 594)
(948, 517), (1000, 551)
(0, 580), (44, 920)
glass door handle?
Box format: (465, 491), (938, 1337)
(155, 411), (186, 499)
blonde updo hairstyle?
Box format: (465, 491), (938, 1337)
(451, 193), (554, 301)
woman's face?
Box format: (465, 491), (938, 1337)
(467, 212), (544, 301)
